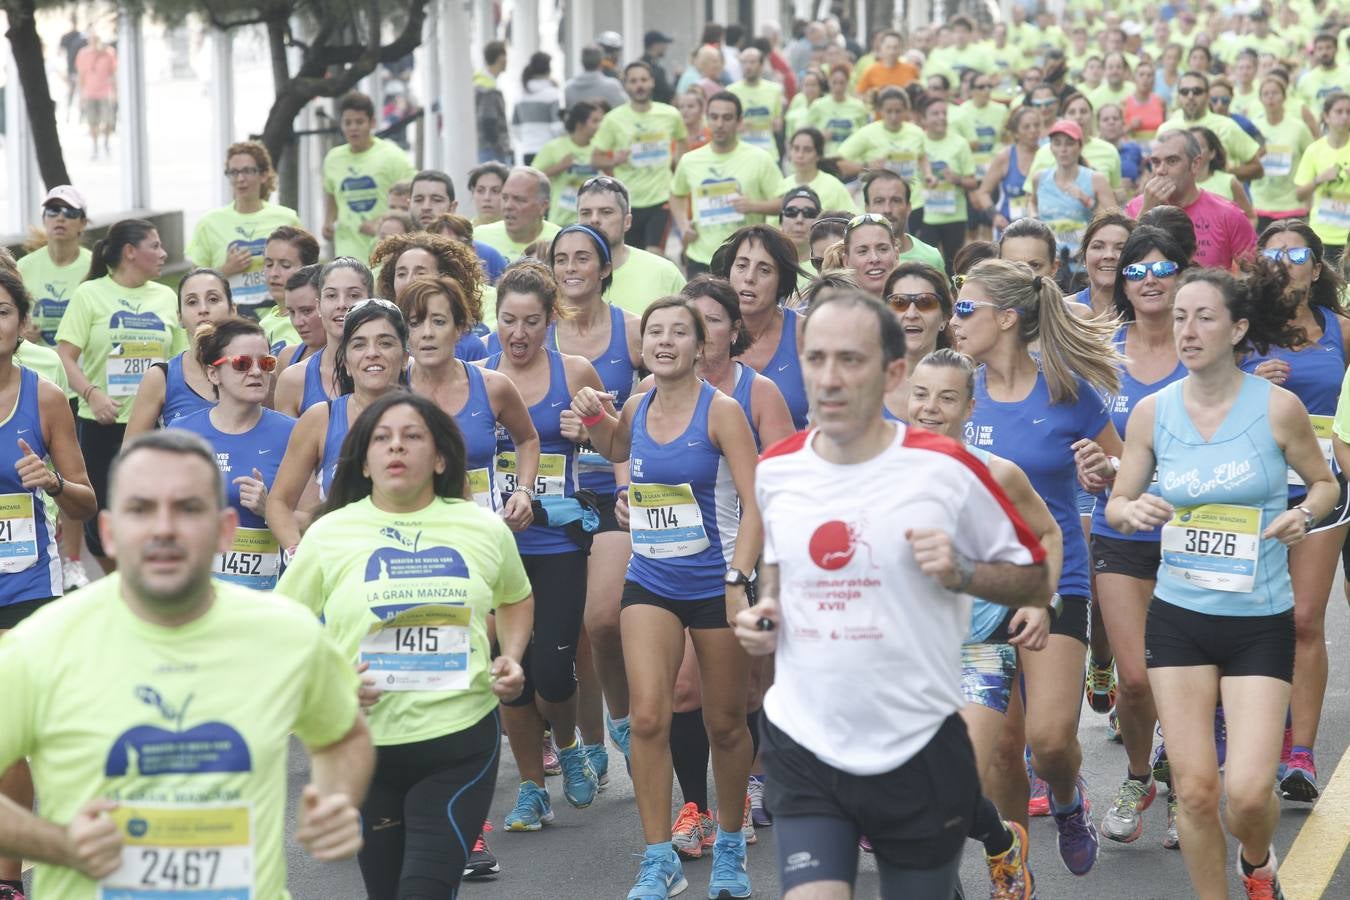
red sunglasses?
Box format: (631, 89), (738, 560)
(213, 354), (278, 373)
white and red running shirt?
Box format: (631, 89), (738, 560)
(757, 423), (1046, 775)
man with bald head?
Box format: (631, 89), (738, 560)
(729, 46), (785, 161)
(473, 167), (561, 262)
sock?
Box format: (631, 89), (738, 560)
(646, 840), (675, 857)
(670, 708), (710, 812)
(1092, 655), (1114, 669)
(1127, 769), (1152, 785)
(1049, 785), (1082, 816)
(969, 796), (1014, 857)
(1240, 851), (1270, 876)
(717, 826), (744, 844)
(747, 708), (762, 758)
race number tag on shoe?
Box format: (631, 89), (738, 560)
(360, 604), (472, 692)
(1161, 504), (1261, 593)
(102, 803), (253, 898)
(630, 483), (709, 558)
(0, 493), (38, 573)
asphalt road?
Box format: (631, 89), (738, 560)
(276, 577), (1350, 900)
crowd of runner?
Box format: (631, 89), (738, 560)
(3, 3), (1350, 898)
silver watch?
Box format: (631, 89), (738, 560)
(953, 550), (976, 592)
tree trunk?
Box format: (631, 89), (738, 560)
(4, 0), (71, 188)
(265, 16), (300, 208)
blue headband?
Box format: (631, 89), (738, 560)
(555, 223), (612, 267)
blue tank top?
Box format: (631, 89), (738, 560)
(283, 343), (311, 369)
(730, 363), (760, 449)
(159, 352), (214, 427)
(456, 332), (488, 362)
(488, 350), (581, 555)
(1072, 288), (1092, 307)
(300, 348), (330, 414)
(317, 395), (351, 501)
(967, 369), (1109, 598)
(453, 362), (500, 510)
(999, 145), (1030, 226)
(1035, 166), (1095, 269)
(550, 304), (636, 496)
(1240, 307), (1346, 499)
(627, 382), (738, 599)
(0, 367), (61, 606)
(1092, 327), (1189, 543)
(1153, 374), (1292, 616)
(761, 307), (809, 430)
(170, 407), (296, 590)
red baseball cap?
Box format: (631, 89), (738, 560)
(1047, 119), (1084, 143)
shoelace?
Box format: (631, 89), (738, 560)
(747, 778), (764, 806)
(987, 852), (1025, 900)
(1287, 750), (1315, 773)
(710, 842), (744, 882)
(560, 747), (592, 786)
(1089, 664), (1114, 694)
(632, 852), (672, 887)
(510, 786), (543, 820)
(1112, 779), (1150, 813)
(672, 804), (703, 836)
(1240, 871), (1279, 900)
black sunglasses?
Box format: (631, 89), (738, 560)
(782, 207), (821, 219)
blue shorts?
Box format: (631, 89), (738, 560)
(960, 642), (1018, 714)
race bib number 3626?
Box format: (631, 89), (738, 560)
(102, 804), (252, 899)
(1160, 504), (1261, 593)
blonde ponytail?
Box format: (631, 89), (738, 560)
(966, 258), (1124, 403)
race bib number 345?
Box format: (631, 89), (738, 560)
(1161, 504), (1261, 593)
(102, 804), (252, 899)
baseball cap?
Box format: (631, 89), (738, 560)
(644, 30), (674, 47)
(597, 31), (623, 50)
(781, 186), (822, 211)
(1047, 119), (1084, 143)
(42, 185), (87, 213)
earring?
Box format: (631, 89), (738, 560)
(939, 324), (946, 331)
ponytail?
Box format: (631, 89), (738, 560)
(966, 258), (1123, 403)
(86, 218), (157, 281)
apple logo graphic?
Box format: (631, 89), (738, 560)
(341, 173), (380, 213)
(127, 818), (150, 838)
(365, 530), (470, 581)
(104, 687), (252, 777)
(108, 310), (167, 332)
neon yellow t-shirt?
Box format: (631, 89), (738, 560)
(474, 220), (562, 264)
(54, 276), (185, 422)
(1297, 66), (1350, 110)
(16, 342), (69, 392)
(784, 93), (815, 140)
(1333, 367), (1350, 444)
(672, 141), (783, 265)
(592, 102), (688, 209)
(805, 96), (871, 156)
(838, 120), (928, 208)
(1087, 82), (1133, 114)
(1294, 137), (1350, 246)
(1164, 110), (1261, 169)
(607, 247), (686, 314)
(898, 234), (946, 272)
(532, 135), (600, 226)
(15, 245), (92, 345)
(0, 577), (359, 900)
(1250, 113), (1315, 214)
(922, 131), (976, 225)
(276, 496), (531, 745)
(184, 202), (302, 309)
(1029, 137), (1123, 189)
(321, 137), (417, 261)
(257, 305), (301, 351)
(777, 171), (857, 215)
(951, 101), (1009, 179)
(728, 80), (785, 161)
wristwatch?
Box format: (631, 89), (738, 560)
(1295, 505), (1317, 533)
(725, 568), (750, 588)
(952, 550), (976, 593)
(281, 545), (299, 568)
(49, 469), (65, 497)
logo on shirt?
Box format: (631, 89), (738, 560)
(808, 520), (874, 570)
(105, 686), (252, 777)
(366, 527), (470, 581)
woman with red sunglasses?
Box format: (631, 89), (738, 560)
(170, 316), (294, 590)
(125, 267), (238, 438)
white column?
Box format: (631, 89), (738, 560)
(793, 0), (813, 18)
(515, 0), (541, 59)
(3, 51), (44, 234)
(442, 0), (478, 186)
(116, 4), (150, 210)
(753, 0), (778, 35)
(622, 0), (643, 66)
(855, 0), (867, 46)
(567, 0), (595, 79)
(210, 29), (235, 207)
(475, 0), (495, 51)
(420, 1), (444, 173)
(711, 0), (730, 25)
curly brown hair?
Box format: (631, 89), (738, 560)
(225, 140), (278, 197)
(370, 232), (485, 324)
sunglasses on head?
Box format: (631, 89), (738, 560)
(845, 212), (894, 235)
(1260, 247), (1314, 265)
(213, 354), (278, 373)
(43, 205), (83, 220)
(887, 292), (943, 312)
(952, 299), (1007, 318)
(782, 206), (821, 219)
(1121, 260), (1181, 280)
(349, 297), (403, 315)
(1177, 86), (1206, 97)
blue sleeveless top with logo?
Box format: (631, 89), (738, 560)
(0, 367), (61, 605)
(317, 395), (351, 501)
(761, 306), (809, 431)
(300, 348), (330, 414)
(1153, 374), (1292, 616)
(627, 382), (739, 600)
(487, 350), (581, 555)
(454, 361), (500, 510)
(729, 362), (761, 449)
(158, 352), (214, 427)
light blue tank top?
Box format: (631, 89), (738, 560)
(159, 352), (214, 427)
(730, 363), (760, 450)
(626, 382), (738, 599)
(0, 367), (61, 605)
(1035, 166), (1095, 269)
(1153, 374), (1293, 615)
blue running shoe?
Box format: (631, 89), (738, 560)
(628, 843), (688, 900)
(1053, 779), (1099, 876)
(559, 738), (599, 808)
(707, 830), (752, 899)
(586, 742), (610, 789)
(504, 780), (554, 831)
(748, 774), (772, 827)
(608, 714), (633, 770)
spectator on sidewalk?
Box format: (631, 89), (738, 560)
(565, 46), (628, 112)
(74, 33), (117, 159)
(642, 30), (677, 104)
(513, 52), (563, 166)
(475, 40), (513, 164)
